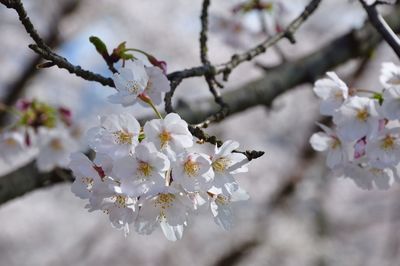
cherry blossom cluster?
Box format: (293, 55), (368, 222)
(69, 58), (250, 241)
(310, 62), (400, 190)
(0, 99), (81, 172)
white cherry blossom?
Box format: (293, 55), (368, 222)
(134, 187), (193, 241)
(366, 127), (400, 166)
(69, 152), (113, 201)
(210, 140), (248, 194)
(173, 152), (214, 192)
(100, 185), (137, 236)
(380, 62), (400, 89)
(113, 142), (170, 197)
(138, 66), (170, 106)
(380, 86), (400, 120)
(86, 113), (140, 159)
(339, 162), (395, 190)
(143, 113), (193, 160)
(108, 60), (148, 106)
(313, 72), (348, 116)
(333, 96), (380, 142)
(309, 123), (348, 169)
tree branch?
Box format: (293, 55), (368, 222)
(178, 5), (400, 124)
(0, 0), (115, 87)
(2, 5), (400, 206)
(360, 0), (400, 58)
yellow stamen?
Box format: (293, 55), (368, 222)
(127, 80), (141, 94)
(50, 139), (63, 150)
(331, 138), (341, 149)
(216, 194), (230, 205)
(82, 177), (94, 191)
(114, 195), (127, 208)
(154, 193), (176, 219)
(184, 159), (200, 177)
(137, 161), (153, 177)
(356, 108), (369, 122)
(159, 130), (171, 148)
(5, 138), (17, 146)
(381, 135), (395, 150)
(212, 157), (231, 173)
(114, 130), (133, 144)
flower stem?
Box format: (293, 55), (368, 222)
(149, 101), (163, 119)
(139, 95), (163, 119)
(356, 88), (376, 94)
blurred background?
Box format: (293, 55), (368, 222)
(0, 0), (400, 265)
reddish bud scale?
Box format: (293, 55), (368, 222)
(93, 165), (106, 179)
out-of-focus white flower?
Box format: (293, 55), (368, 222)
(210, 140), (248, 194)
(380, 62), (400, 89)
(333, 96), (380, 141)
(108, 60), (148, 106)
(134, 187), (193, 241)
(366, 127), (400, 166)
(173, 152), (214, 192)
(143, 113), (193, 160)
(86, 113), (140, 159)
(0, 130), (27, 164)
(36, 127), (79, 172)
(113, 142), (169, 197)
(313, 72), (348, 116)
(309, 123), (348, 169)
(209, 186), (249, 231)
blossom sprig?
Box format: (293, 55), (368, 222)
(310, 62), (400, 190)
(63, 48), (254, 240)
(70, 112), (250, 241)
(0, 99), (81, 172)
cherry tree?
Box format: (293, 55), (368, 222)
(1, 0), (400, 264)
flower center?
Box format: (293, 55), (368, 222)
(330, 138), (341, 149)
(184, 159), (200, 177)
(212, 157), (231, 173)
(127, 80), (141, 95)
(82, 177), (94, 191)
(216, 194), (230, 205)
(334, 91), (344, 100)
(137, 161), (153, 177)
(5, 138), (17, 146)
(114, 195), (127, 208)
(381, 135), (395, 150)
(356, 108), (369, 122)
(155, 193), (175, 208)
(50, 138), (63, 150)
(159, 130), (171, 148)
(114, 130), (133, 145)
(369, 168), (383, 176)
